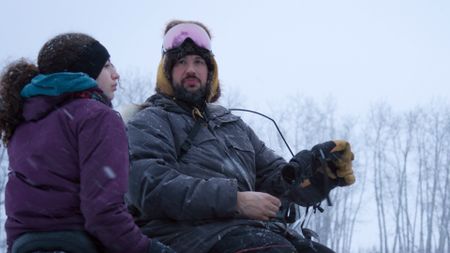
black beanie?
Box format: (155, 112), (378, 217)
(68, 41), (110, 79)
(38, 33), (110, 79)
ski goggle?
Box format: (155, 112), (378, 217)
(162, 23), (212, 53)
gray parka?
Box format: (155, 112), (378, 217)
(126, 94), (334, 253)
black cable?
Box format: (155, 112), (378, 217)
(229, 108), (294, 157)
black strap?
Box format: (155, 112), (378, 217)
(177, 119), (204, 158)
(276, 200), (297, 223)
(317, 149), (333, 206)
(144, 95), (207, 159)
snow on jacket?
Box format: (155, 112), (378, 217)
(5, 75), (150, 253)
(126, 93), (334, 253)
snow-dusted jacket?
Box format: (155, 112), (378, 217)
(126, 93), (333, 253)
(5, 75), (150, 253)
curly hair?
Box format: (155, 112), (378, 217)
(0, 59), (39, 145)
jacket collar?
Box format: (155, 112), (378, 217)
(21, 72), (97, 98)
(146, 93), (239, 124)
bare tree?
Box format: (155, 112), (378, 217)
(219, 83), (247, 109)
(429, 103), (450, 253)
(328, 115), (366, 253)
(389, 110), (418, 253)
(261, 95), (365, 252)
(365, 102), (393, 253)
(418, 102), (448, 253)
(113, 71), (154, 108)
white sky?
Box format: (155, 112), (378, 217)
(1, 0), (449, 250)
(1, 0), (449, 116)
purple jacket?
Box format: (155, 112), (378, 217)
(5, 95), (150, 253)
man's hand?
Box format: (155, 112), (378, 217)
(282, 140), (355, 189)
(236, 192), (281, 221)
(282, 150), (316, 187)
(312, 140), (355, 186)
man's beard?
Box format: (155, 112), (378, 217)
(172, 82), (208, 107)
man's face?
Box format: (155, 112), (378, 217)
(171, 54), (209, 104)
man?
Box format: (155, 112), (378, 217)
(126, 20), (355, 253)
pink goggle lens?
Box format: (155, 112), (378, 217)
(162, 23), (212, 52)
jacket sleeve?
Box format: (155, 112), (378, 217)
(243, 121), (335, 206)
(77, 106), (150, 253)
(127, 109), (238, 221)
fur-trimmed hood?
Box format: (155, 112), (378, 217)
(155, 20), (221, 103)
(155, 48), (220, 103)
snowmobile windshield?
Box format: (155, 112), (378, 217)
(162, 23), (211, 53)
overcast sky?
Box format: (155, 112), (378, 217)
(1, 0), (449, 116)
(1, 0), (450, 250)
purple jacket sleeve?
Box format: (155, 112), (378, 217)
(77, 106), (150, 253)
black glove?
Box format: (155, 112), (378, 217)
(148, 240), (176, 253)
(311, 140), (355, 186)
(282, 140), (355, 187)
(282, 150), (316, 186)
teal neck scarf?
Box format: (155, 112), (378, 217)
(21, 72), (97, 98)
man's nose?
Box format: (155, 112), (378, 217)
(185, 62), (196, 74)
